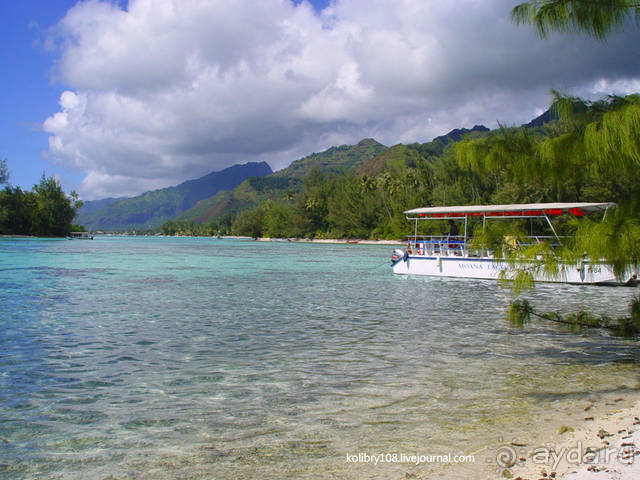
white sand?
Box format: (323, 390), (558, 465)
(506, 400), (640, 480)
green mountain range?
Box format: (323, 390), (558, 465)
(75, 123), (529, 232)
(177, 138), (388, 224)
(76, 162), (272, 231)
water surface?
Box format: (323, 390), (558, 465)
(1, 237), (638, 479)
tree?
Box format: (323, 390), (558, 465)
(508, 0), (640, 282)
(0, 165), (82, 236)
(0, 186), (36, 235)
(33, 174), (80, 237)
(0, 158), (9, 185)
(455, 93), (640, 282)
(511, 0), (640, 40)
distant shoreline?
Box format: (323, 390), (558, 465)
(87, 233), (406, 245)
(257, 237), (405, 245)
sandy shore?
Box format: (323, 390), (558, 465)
(257, 237), (405, 245)
(495, 398), (640, 480)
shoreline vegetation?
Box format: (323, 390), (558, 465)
(0, 167), (83, 238)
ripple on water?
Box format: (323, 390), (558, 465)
(0, 237), (638, 479)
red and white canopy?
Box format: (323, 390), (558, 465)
(404, 202), (616, 219)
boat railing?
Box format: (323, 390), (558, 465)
(405, 235), (569, 258)
(405, 236), (468, 257)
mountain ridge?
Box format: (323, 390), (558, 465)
(176, 139), (388, 224)
(76, 162), (272, 231)
(76, 108), (560, 232)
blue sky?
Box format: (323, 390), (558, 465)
(0, 0), (328, 193)
(1, 1), (639, 200)
(1, 0), (81, 191)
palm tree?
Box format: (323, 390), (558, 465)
(283, 189), (295, 202)
(359, 175), (375, 194)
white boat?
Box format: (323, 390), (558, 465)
(391, 202), (638, 285)
(67, 231), (94, 240)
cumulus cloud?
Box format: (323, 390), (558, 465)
(43, 0), (640, 199)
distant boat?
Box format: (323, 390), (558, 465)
(67, 231), (94, 240)
(347, 240), (359, 244)
(391, 202), (638, 285)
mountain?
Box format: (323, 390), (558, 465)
(178, 139), (388, 224)
(77, 162), (272, 231)
(77, 197), (119, 214)
(522, 106), (563, 128)
(354, 126), (491, 178)
(271, 138), (387, 178)
(432, 125), (490, 145)
(355, 144), (425, 177)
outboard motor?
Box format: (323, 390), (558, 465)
(391, 249), (408, 265)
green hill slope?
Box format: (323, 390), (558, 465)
(178, 139), (388, 224)
(77, 162), (272, 231)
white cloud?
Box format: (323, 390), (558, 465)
(43, 0), (640, 199)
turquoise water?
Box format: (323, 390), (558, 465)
(1, 237), (639, 479)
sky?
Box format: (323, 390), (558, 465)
(1, 0), (639, 200)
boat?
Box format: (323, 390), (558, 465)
(391, 202), (638, 285)
(67, 231), (94, 240)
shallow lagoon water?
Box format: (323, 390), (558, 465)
(1, 237), (639, 479)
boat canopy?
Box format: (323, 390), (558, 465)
(404, 202), (616, 219)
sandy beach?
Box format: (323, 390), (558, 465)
(492, 397), (640, 480)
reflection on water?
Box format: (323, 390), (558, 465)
(0, 237), (638, 479)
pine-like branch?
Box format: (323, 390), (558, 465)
(511, 0), (640, 40)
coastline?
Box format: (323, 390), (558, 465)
(510, 397), (640, 480)
(461, 391), (640, 480)
(257, 237), (405, 245)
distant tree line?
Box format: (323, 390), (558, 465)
(0, 160), (83, 237)
(160, 216), (233, 237)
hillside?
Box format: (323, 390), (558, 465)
(77, 162), (272, 231)
(355, 144), (426, 177)
(177, 139), (388, 224)
(271, 138), (387, 178)
(431, 125), (489, 144)
(354, 126), (490, 178)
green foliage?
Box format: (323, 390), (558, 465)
(584, 94), (640, 173)
(566, 203), (640, 279)
(453, 93), (640, 288)
(0, 171), (81, 237)
(271, 138), (387, 179)
(511, 0), (640, 41)
(176, 141), (386, 227)
(160, 217), (230, 236)
(77, 162), (271, 231)
(508, 299), (533, 326)
(0, 186), (36, 235)
(225, 95), (639, 242)
(32, 175), (78, 236)
(508, 295), (640, 338)
(231, 206), (265, 238)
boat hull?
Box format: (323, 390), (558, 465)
(392, 255), (629, 285)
